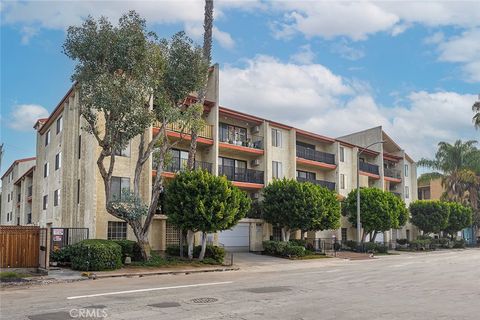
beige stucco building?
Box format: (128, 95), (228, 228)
(5, 64), (419, 251)
(1, 157), (36, 225)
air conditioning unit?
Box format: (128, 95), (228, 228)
(251, 125), (260, 134)
(251, 159), (260, 166)
(251, 193), (260, 199)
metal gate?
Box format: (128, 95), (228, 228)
(51, 228), (89, 252)
(39, 228), (48, 269)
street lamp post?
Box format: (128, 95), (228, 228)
(356, 141), (385, 245)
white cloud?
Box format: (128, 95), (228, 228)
(331, 40), (365, 61)
(213, 26), (235, 49)
(20, 26), (38, 44)
(220, 56), (478, 160)
(8, 104), (49, 131)
(290, 44), (315, 64)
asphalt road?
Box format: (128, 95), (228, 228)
(1, 249), (480, 320)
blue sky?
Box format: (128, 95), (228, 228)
(1, 0), (479, 175)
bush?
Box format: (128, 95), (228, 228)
(165, 245), (225, 264)
(70, 239), (122, 271)
(50, 245), (74, 263)
(453, 239), (466, 248)
(345, 240), (357, 251)
(375, 244), (389, 253)
(363, 242), (378, 252)
(112, 240), (143, 262)
(289, 239), (306, 247)
(262, 240), (306, 258)
(431, 237), (451, 249)
(409, 239), (431, 251)
(417, 235), (432, 240)
(396, 238), (409, 245)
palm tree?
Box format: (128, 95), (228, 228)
(473, 95), (480, 130)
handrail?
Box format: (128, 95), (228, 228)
(218, 165), (264, 184)
(296, 145), (335, 165)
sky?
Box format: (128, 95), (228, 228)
(1, 0), (479, 176)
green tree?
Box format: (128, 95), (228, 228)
(262, 179), (341, 241)
(444, 202), (473, 239)
(165, 170), (250, 260)
(64, 12), (207, 260)
(473, 96), (480, 130)
(343, 188), (408, 242)
(410, 200), (450, 234)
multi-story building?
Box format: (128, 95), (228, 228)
(418, 177), (443, 200)
(1, 157), (36, 225)
(13, 64), (418, 251)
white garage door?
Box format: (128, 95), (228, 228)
(218, 223), (250, 251)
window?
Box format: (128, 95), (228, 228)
(17, 193), (20, 202)
(107, 221), (127, 240)
(340, 147), (345, 162)
(54, 189), (60, 207)
(169, 149), (189, 171)
(272, 161), (283, 179)
(341, 228), (348, 242)
(406, 229), (410, 241)
(218, 157), (247, 180)
(340, 174), (346, 189)
(114, 143), (131, 157)
(27, 213), (32, 224)
(56, 116), (63, 134)
(44, 162), (49, 178)
(110, 177), (131, 201)
(405, 186), (410, 199)
(272, 128), (282, 147)
(297, 170), (315, 181)
(43, 195), (48, 210)
(165, 222), (181, 245)
(77, 179), (80, 204)
(272, 226), (282, 241)
(7, 193), (10, 202)
(219, 123), (247, 144)
(45, 130), (51, 146)
(55, 152), (62, 170)
(78, 135), (81, 159)
(404, 164), (409, 177)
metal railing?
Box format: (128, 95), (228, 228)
(154, 121), (214, 140)
(163, 158), (213, 173)
(296, 177), (336, 191)
(359, 161), (380, 175)
(218, 165), (264, 184)
(296, 145), (335, 165)
(384, 167), (401, 179)
(219, 135), (264, 150)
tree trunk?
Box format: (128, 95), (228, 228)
(179, 229), (184, 258)
(137, 236), (151, 261)
(361, 230), (367, 243)
(370, 231), (378, 243)
(281, 227), (291, 242)
(198, 231), (208, 261)
(187, 230), (195, 259)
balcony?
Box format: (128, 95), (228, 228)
(296, 177), (336, 191)
(218, 165), (264, 185)
(296, 145), (336, 169)
(219, 135), (264, 156)
(154, 121), (214, 144)
(384, 167), (401, 182)
(153, 158), (213, 178)
(359, 161), (380, 176)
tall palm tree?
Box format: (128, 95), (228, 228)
(473, 95), (480, 130)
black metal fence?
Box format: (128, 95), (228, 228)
(296, 145), (335, 165)
(218, 165), (264, 184)
(296, 177), (336, 191)
(51, 227), (89, 251)
(359, 161), (380, 175)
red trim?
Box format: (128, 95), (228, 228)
(383, 152), (402, 162)
(296, 157), (337, 170)
(359, 171), (380, 179)
(296, 129), (335, 144)
(2, 158), (36, 179)
(219, 106), (264, 125)
(219, 142), (264, 155)
(384, 176), (402, 183)
(269, 121), (293, 130)
(152, 171), (175, 179)
(13, 166), (35, 185)
(232, 181), (264, 189)
(38, 85), (76, 134)
(27, 196), (32, 202)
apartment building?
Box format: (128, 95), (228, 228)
(11, 64), (418, 251)
(418, 177), (443, 200)
(0, 157), (36, 225)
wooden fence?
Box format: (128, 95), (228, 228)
(0, 226), (40, 268)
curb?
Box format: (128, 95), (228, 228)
(91, 267), (240, 279)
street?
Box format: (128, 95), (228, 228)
(1, 249), (480, 320)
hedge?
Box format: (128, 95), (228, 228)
(50, 245), (74, 264)
(262, 240), (306, 258)
(165, 245), (225, 264)
(112, 240), (143, 262)
(70, 239), (122, 271)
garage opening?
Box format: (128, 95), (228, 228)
(218, 223), (250, 252)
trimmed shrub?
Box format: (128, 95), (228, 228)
(363, 242), (378, 252)
(50, 245), (74, 263)
(112, 240), (142, 262)
(375, 244), (388, 253)
(396, 238), (409, 245)
(345, 240), (357, 251)
(453, 239), (466, 248)
(283, 245), (306, 258)
(431, 238), (451, 249)
(70, 239), (122, 271)
(417, 234), (432, 240)
(409, 239), (431, 251)
(165, 245), (225, 264)
(289, 239), (307, 247)
(262, 240), (306, 258)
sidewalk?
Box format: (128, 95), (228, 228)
(92, 265), (238, 279)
